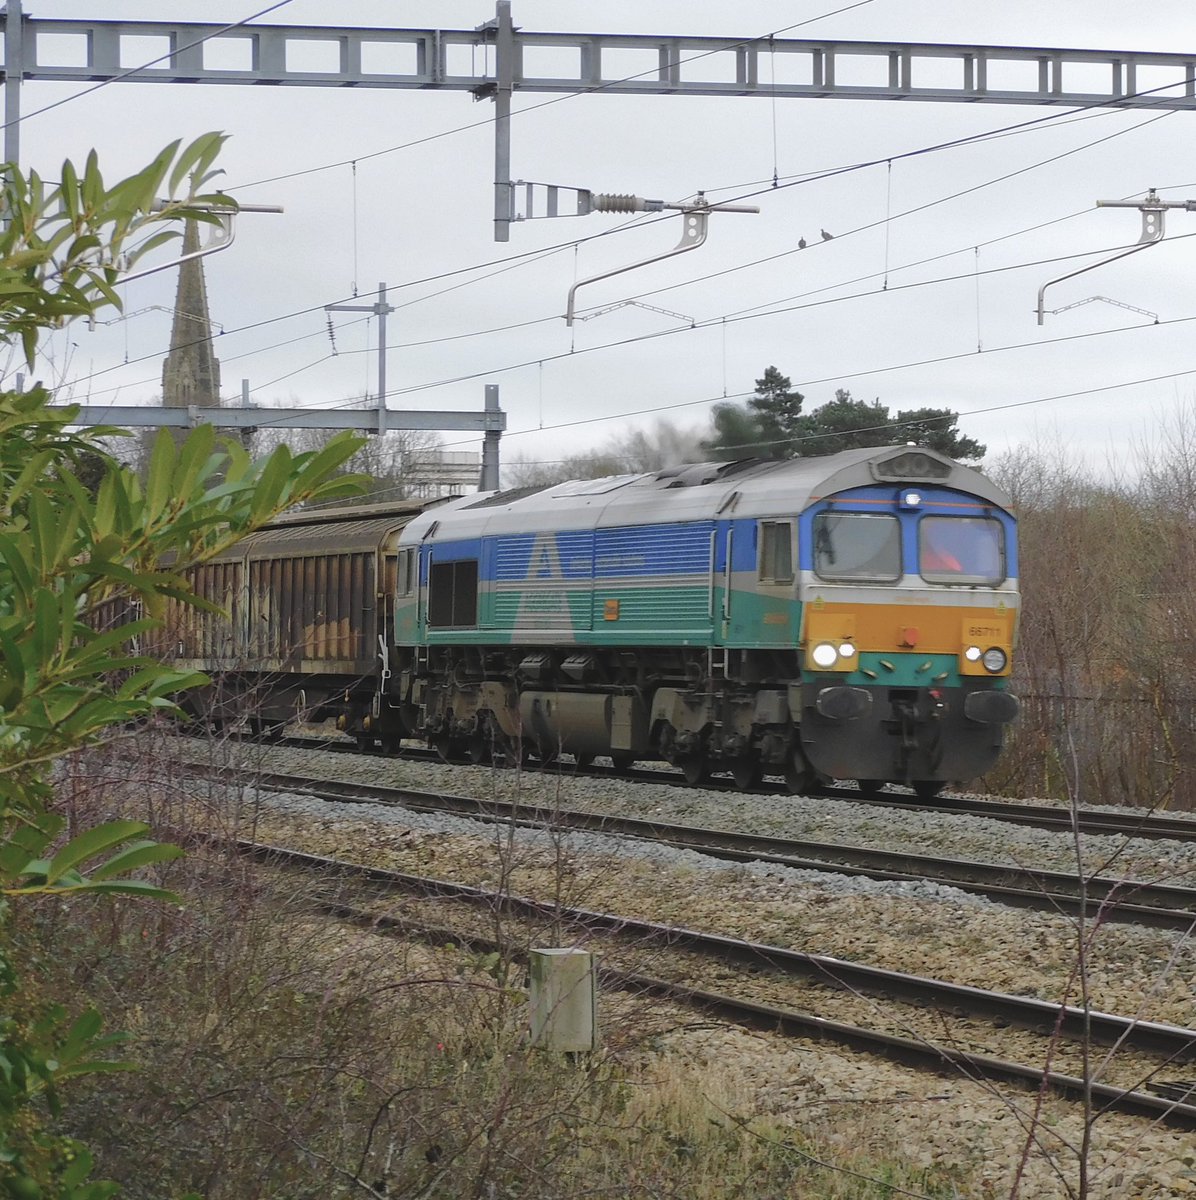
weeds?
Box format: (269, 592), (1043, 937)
(30, 736), (976, 1199)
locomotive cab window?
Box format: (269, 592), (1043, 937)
(396, 548), (416, 597)
(758, 520), (794, 584)
(919, 516), (1005, 585)
(427, 558), (479, 628)
(813, 512), (901, 582)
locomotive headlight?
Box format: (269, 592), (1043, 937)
(981, 647), (1008, 673)
(964, 645), (982, 662)
(811, 642), (840, 669)
(838, 642), (856, 658)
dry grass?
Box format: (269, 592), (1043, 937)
(23, 745), (975, 1200)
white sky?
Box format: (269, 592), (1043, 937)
(14, 1), (1196, 475)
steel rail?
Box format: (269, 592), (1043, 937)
(223, 837), (1196, 1063)
(191, 760), (1196, 932)
(222, 836), (1196, 1129)
(274, 732), (1196, 843)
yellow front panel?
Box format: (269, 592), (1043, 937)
(802, 602), (1015, 674)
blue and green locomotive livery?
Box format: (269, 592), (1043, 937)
(391, 445), (1019, 793)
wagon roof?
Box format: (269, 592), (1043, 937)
(209, 498), (434, 560)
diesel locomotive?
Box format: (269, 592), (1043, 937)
(166, 444), (1019, 794)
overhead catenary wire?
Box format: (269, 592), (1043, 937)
(463, 358), (1196, 458)
(266, 231), (1196, 408)
(32, 13), (1196, 438)
(218, 263), (1196, 433)
(614, 108), (1176, 314)
(40, 31), (1194, 396)
(28, 193), (692, 393)
(53, 101), (1188, 404)
(332, 359), (1196, 506)
(77, 285), (1196, 454)
(62, 224), (1196, 410)
(58, 216), (1196, 417)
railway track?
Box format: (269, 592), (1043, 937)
(213, 833), (1196, 1130)
(274, 731), (1196, 843)
(181, 759), (1196, 931)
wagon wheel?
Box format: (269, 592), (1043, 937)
(250, 716), (285, 743)
(912, 780), (945, 800)
(609, 752), (635, 772)
(857, 779), (887, 798)
(730, 758), (763, 791)
(680, 755), (709, 787)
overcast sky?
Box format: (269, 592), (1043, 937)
(14, 1), (1196, 477)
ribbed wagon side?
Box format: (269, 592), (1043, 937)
(164, 500), (425, 742)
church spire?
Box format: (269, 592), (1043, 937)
(161, 219), (221, 411)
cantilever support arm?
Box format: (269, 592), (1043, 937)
(116, 202), (283, 285)
(566, 207), (710, 327)
(1036, 199), (1166, 325)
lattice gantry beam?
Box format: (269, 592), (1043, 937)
(3, 13), (1195, 108)
(50, 404), (506, 435)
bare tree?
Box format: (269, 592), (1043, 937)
(252, 416), (445, 502)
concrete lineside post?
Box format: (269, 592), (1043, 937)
(528, 948), (599, 1052)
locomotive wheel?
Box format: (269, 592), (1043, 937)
(857, 779), (886, 798)
(484, 733), (517, 769)
(731, 759), (763, 791)
(785, 751), (818, 796)
(435, 735), (465, 764)
(680, 755), (709, 786)
(466, 733), (490, 765)
(913, 780), (945, 800)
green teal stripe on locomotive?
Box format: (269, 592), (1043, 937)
(399, 521), (802, 648)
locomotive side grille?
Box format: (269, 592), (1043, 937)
(594, 523), (713, 576)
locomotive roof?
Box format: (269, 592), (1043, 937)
(401, 445), (1012, 545)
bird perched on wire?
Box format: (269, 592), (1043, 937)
(820, 228), (834, 240)
(797, 237), (807, 249)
